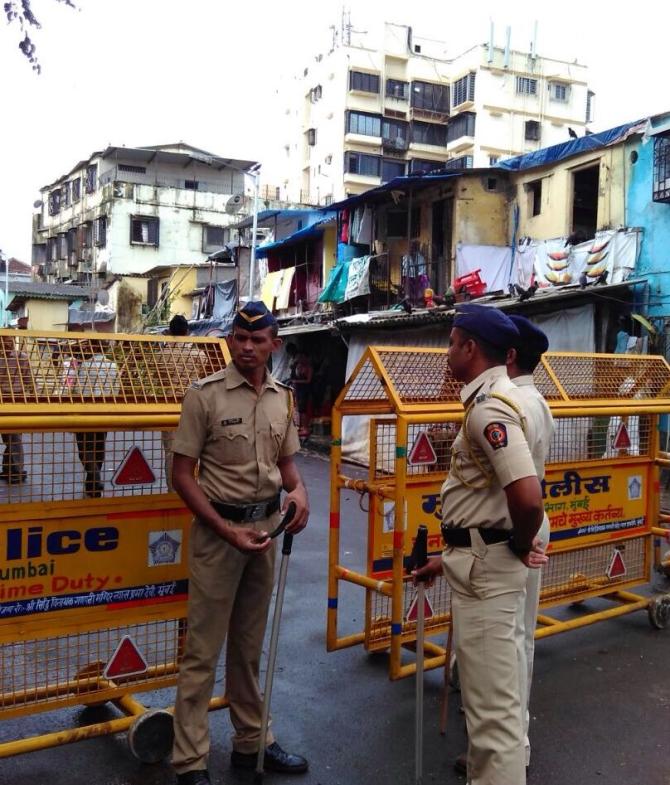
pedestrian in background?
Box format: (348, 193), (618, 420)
(74, 338), (119, 498)
(0, 334), (32, 484)
(171, 301), (309, 785)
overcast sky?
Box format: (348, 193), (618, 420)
(1, 0), (667, 261)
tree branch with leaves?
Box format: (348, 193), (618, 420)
(4, 0), (75, 73)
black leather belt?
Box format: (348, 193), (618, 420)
(440, 522), (510, 547)
(210, 495), (281, 523)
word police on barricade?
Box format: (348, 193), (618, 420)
(0, 327), (230, 762)
(327, 346), (670, 682)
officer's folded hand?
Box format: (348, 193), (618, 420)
(282, 487), (309, 535)
(519, 536), (549, 569)
(228, 526), (273, 554)
(412, 556), (442, 587)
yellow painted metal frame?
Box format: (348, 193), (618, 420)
(328, 346), (670, 680)
(0, 329), (231, 757)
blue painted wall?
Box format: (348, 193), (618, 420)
(625, 129), (670, 318)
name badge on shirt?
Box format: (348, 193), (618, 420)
(221, 417), (243, 426)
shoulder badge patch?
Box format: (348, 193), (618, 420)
(484, 422), (508, 450)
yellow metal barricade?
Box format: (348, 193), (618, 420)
(0, 328), (230, 759)
(328, 347), (670, 680)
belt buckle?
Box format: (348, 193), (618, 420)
(244, 503), (265, 523)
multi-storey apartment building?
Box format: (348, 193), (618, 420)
(32, 143), (257, 284)
(280, 21), (593, 205)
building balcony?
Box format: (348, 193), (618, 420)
(409, 141), (448, 155)
(446, 135), (475, 154)
(343, 172), (382, 189)
(344, 132), (382, 147)
(382, 136), (409, 152)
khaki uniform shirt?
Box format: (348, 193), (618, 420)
(441, 365), (537, 531)
(509, 374), (554, 480)
(173, 362), (300, 504)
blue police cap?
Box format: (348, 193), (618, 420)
(453, 304), (520, 350)
(233, 301), (278, 332)
(509, 315), (549, 355)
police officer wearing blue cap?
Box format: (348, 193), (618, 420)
(507, 315), (554, 770)
(416, 303), (545, 785)
(171, 301), (309, 784)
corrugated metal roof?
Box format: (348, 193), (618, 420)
(334, 279), (644, 331)
(8, 282), (89, 300)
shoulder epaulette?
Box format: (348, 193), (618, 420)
(191, 368), (227, 389)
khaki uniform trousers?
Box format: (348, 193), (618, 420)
(516, 514), (550, 766)
(172, 515), (278, 774)
(443, 531), (528, 785)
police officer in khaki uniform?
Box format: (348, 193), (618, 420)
(416, 304), (546, 785)
(507, 315), (554, 769)
(452, 314), (554, 777)
(171, 302), (309, 785)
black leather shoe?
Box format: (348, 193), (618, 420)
(231, 742), (308, 774)
(454, 752), (467, 776)
(176, 770), (210, 785)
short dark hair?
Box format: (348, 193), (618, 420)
(168, 315), (189, 336)
(514, 348), (542, 374)
(459, 327), (508, 365)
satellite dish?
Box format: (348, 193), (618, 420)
(225, 194), (245, 215)
(96, 289), (110, 306)
(33, 200), (43, 208)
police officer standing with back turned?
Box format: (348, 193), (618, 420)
(171, 301), (309, 785)
(416, 304), (546, 785)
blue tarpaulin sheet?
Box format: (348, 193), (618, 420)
(256, 217), (333, 258)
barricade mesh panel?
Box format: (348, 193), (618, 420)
(541, 536), (646, 601)
(0, 430), (172, 503)
(376, 350), (461, 404)
(367, 576), (451, 650)
(543, 354), (670, 400)
(0, 619), (185, 711)
(343, 359), (388, 403)
(532, 362), (564, 400)
(547, 415), (652, 463)
(0, 332), (226, 406)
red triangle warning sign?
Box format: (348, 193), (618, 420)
(408, 431), (437, 466)
(103, 635), (148, 679)
(406, 592), (434, 622)
(607, 549), (627, 579)
(112, 446), (156, 486)
(613, 422), (632, 450)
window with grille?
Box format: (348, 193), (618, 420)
(516, 77), (538, 95)
(344, 151), (381, 177)
(411, 81), (450, 113)
(202, 225), (228, 252)
(381, 159), (406, 182)
(85, 164), (98, 193)
(94, 216), (107, 247)
(489, 155), (499, 166)
(653, 134), (670, 203)
(527, 179), (542, 216)
(550, 82), (569, 102)
(382, 117), (409, 149)
(386, 79), (408, 100)
(306, 128), (317, 146)
(62, 182), (70, 207)
(345, 111), (382, 137)
(444, 155), (473, 170)
(411, 120), (447, 147)
(586, 90), (595, 123)
(409, 158), (443, 174)
(452, 73), (476, 107)
(58, 233), (68, 260)
(130, 216), (159, 246)
(72, 178), (81, 202)
(119, 164), (147, 174)
(48, 190), (61, 216)
(349, 70), (380, 93)
(184, 179), (199, 190)
(447, 112), (476, 143)
(525, 120), (541, 141)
